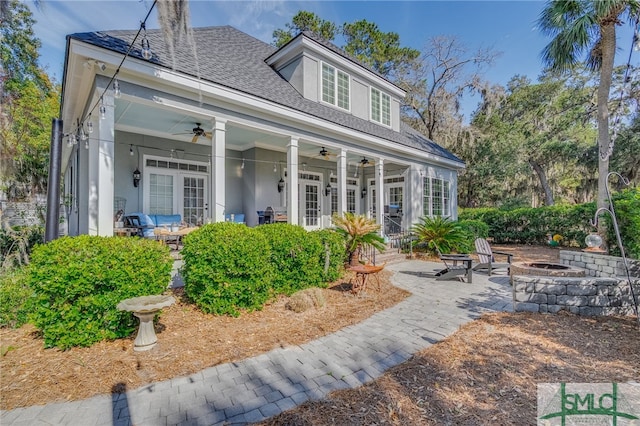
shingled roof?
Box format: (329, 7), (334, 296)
(69, 25), (463, 165)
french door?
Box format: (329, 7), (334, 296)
(181, 175), (207, 225)
(301, 181), (321, 229)
(143, 156), (208, 225)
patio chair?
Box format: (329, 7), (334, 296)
(434, 247), (473, 283)
(472, 238), (513, 276)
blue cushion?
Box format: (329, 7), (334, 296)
(151, 215), (182, 227)
(225, 213), (245, 223)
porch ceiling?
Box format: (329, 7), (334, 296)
(112, 99), (407, 170)
(113, 100), (288, 151)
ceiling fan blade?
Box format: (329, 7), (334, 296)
(191, 134), (199, 143)
(204, 132), (212, 138)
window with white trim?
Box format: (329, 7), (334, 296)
(370, 87), (391, 126)
(423, 177), (450, 217)
(322, 63), (350, 110)
(330, 176), (358, 214)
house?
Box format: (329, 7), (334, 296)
(59, 25), (464, 236)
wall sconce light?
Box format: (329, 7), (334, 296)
(361, 187), (367, 199)
(133, 168), (141, 187)
(324, 183), (332, 196)
(277, 177), (285, 193)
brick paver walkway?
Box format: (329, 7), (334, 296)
(1, 260), (513, 425)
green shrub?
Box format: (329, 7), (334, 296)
(460, 190), (639, 259)
(412, 216), (474, 255)
(313, 229), (346, 282)
(458, 219), (489, 240)
(606, 188), (640, 259)
(256, 223), (325, 294)
(0, 269), (33, 328)
(27, 236), (172, 349)
(181, 223), (274, 316)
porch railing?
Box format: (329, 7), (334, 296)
(384, 213), (416, 257)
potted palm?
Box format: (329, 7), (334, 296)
(332, 212), (386, 266)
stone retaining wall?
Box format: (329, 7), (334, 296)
(512, 276), (639, 316)
(559, 250), (640, 278)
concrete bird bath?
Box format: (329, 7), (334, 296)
(117, 295), (175, 351)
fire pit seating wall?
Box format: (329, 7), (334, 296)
(512, 250), (640, 316)
(124, 213), (183, 238)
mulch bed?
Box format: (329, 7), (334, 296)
(0, 269), (409, 410)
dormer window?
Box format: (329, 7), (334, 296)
(371, 87), (391, 126)
(322, 63), (350, 110)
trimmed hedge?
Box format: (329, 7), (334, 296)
(256, 223), (325, 295)
(27, 236), (172, 349)
(459, 188), (639, 259)
(181, 223), (274, 316)
(313, 229), (346, 282)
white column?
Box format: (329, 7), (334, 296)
(287, 137), (299, 225)
(211, 118), (226, 222)
(408, 165), (422, 225)
(376, 158), (384, 234)
(337, 148), (347, 215)
(88, 93), (115, 236)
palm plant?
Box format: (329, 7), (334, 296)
(538, 0), (640, 215)
(412, 216), (472, 255)
(332, 212), (386, 266)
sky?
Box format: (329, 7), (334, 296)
(27, 0), (639, 120)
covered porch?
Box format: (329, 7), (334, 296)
(62, 75), (415, 237)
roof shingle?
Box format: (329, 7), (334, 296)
(69, 26), (463, 165)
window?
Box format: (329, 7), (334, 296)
(371, 87), (391, 126)
(423, 177), (450, 217)
(149, 174), (174, 215)
(423, 178), (431, 217)
(330, 176), (359, 214)
(322, 63), (349, 110)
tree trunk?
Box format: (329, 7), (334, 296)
(529, 159), (554, 206)
(596, 21), (616, 238)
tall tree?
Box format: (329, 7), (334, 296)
(341, 20), (419, 77)
(470, 71), (600, 207)
(397, 36), (498, 144)
(1, 0), (58, 201)
(272, 11), (338, 47)
(538, 0), (640, 213)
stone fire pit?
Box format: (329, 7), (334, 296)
(511, 251), (639, 317)
(511, 261), (586, 278)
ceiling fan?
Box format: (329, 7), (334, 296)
(351, 157), (373, 177)
(359, 157), (372, 167)
(173, 123), (212, 143)
(312, 147), (336, 160)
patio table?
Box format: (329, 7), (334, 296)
(348, 264), (385, 295)
(154, 226), (198, 249)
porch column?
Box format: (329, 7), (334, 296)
(287, 137), (299, 225)
(376, 158), (384, 234)
(337, 149), (347, 215)
(88, 93), (115, 236)
(211, 118), (226, 222)
(408, 165), (422, 226)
